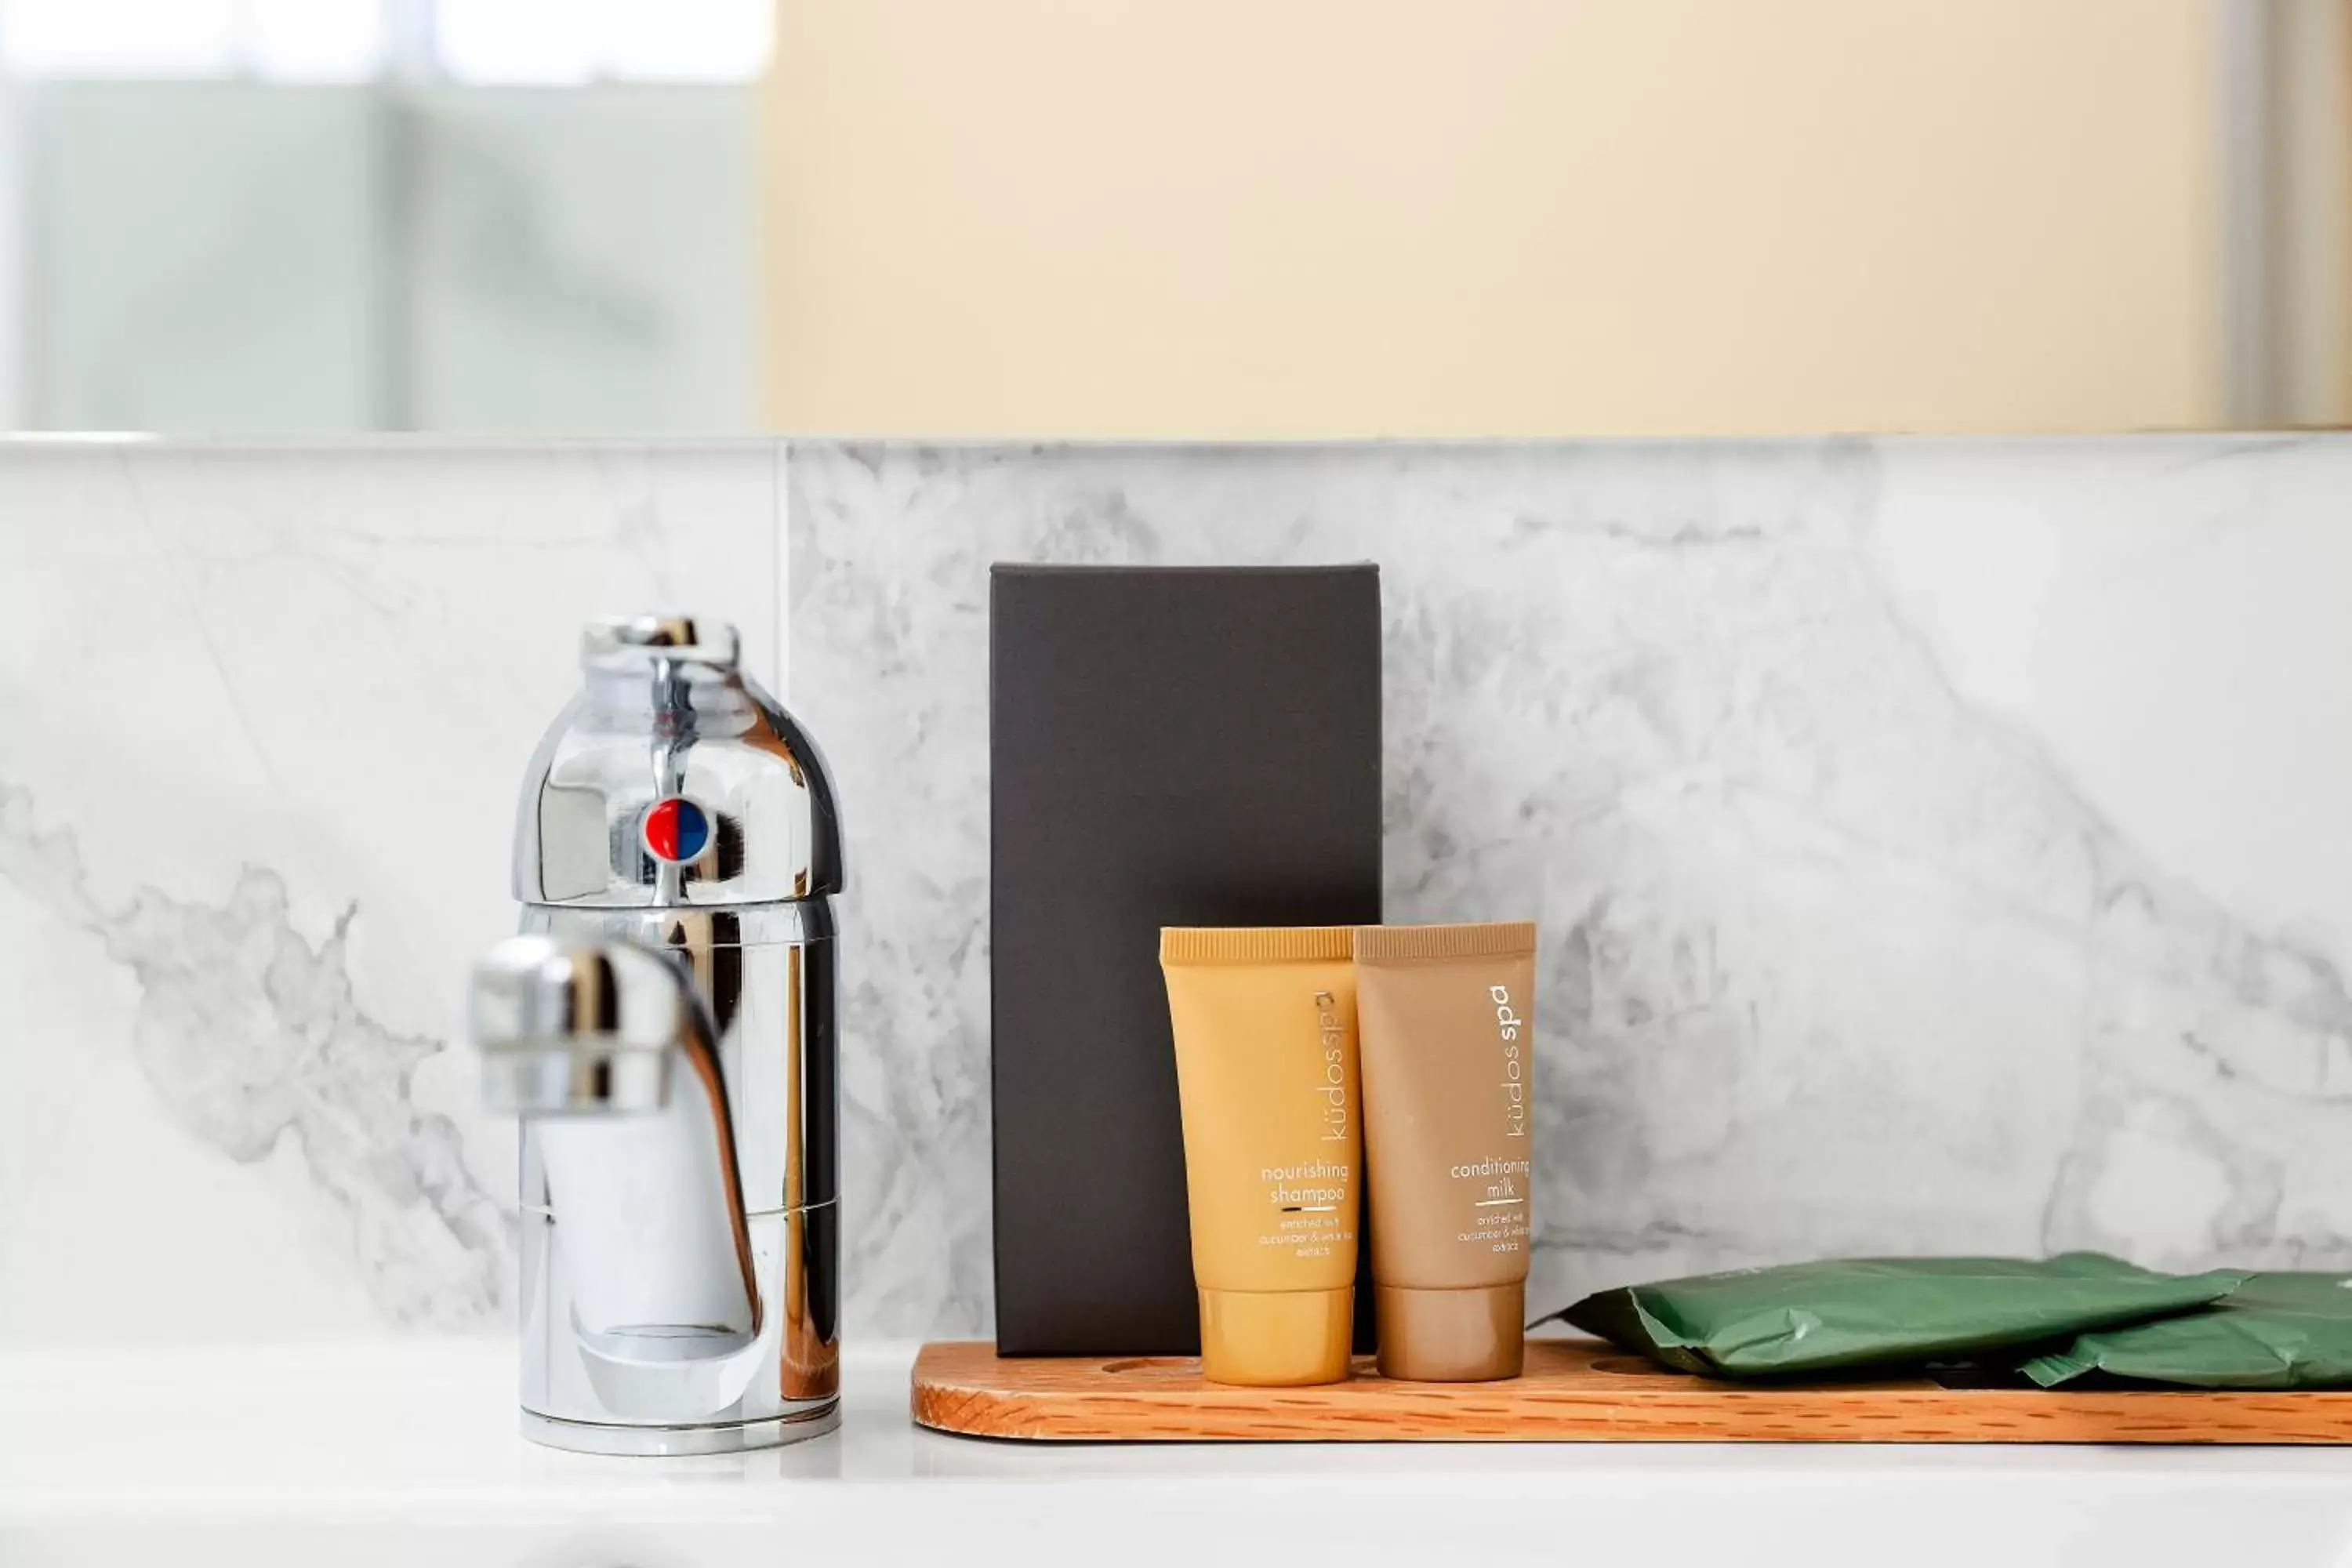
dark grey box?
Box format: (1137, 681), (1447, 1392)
(989, 564), (1384, 1356)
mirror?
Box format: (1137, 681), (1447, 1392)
(2, 1), (2345, 436)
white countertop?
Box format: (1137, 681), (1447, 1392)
(8, 1341), (2352, 1566)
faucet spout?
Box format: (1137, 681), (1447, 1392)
(472, 936), (678, 1115)
(470, 935), (764, 1391)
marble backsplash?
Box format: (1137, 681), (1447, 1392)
(788, 437), (2352, 1336)
(0, 442), (784, 1343)
(3, 436), (2347, 1347)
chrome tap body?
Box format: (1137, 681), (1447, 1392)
(470, 615), (842, 1454)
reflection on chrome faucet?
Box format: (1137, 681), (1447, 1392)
(468, 615), (842, 1455)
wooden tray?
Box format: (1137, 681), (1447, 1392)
(913, 1338), (2352, 1444)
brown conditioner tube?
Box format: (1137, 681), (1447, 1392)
(1354, 920), (1538, 1381)
(1160, 927), (1361, 1386)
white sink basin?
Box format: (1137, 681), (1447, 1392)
(7, 1342), (2352, 1566)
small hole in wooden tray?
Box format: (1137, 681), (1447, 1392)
(1100, 1356), (1194, 1376)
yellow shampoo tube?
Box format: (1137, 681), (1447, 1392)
(1160, 927), (1361, 1386)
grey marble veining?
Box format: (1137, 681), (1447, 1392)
(789, 437), (2352, 1337)
(0, 798), (506, 1324)
(0, 443), (781, 1344)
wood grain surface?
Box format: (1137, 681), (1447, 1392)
(911, 1338), (2352, 1443)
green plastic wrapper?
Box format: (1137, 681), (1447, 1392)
(1551, 1254), (2247, 1379)
(2021, 1272), (2352, 1389)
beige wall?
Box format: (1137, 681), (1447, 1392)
(2271, 0), (2352, 423)
(761, 1), (2222, 437)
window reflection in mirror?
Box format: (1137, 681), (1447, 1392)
(0, 1), (2344, 436)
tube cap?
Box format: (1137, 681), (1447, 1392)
(1374, 1282), (1526, 1381)
(1197, 1287), (1355, 1386)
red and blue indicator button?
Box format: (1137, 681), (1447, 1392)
(641, 797), (711, 864)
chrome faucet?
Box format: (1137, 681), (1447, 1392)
(469, 615), (842, 1454)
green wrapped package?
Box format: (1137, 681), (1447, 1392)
(1552, 1254), (2247, 1379)
(2021, 1272), (2352, 1389)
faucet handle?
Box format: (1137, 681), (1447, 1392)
(470, 936), (680, 1115)
(581, 614), (739, 670)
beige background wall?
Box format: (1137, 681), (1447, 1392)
(760, 1), (2223, 437)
